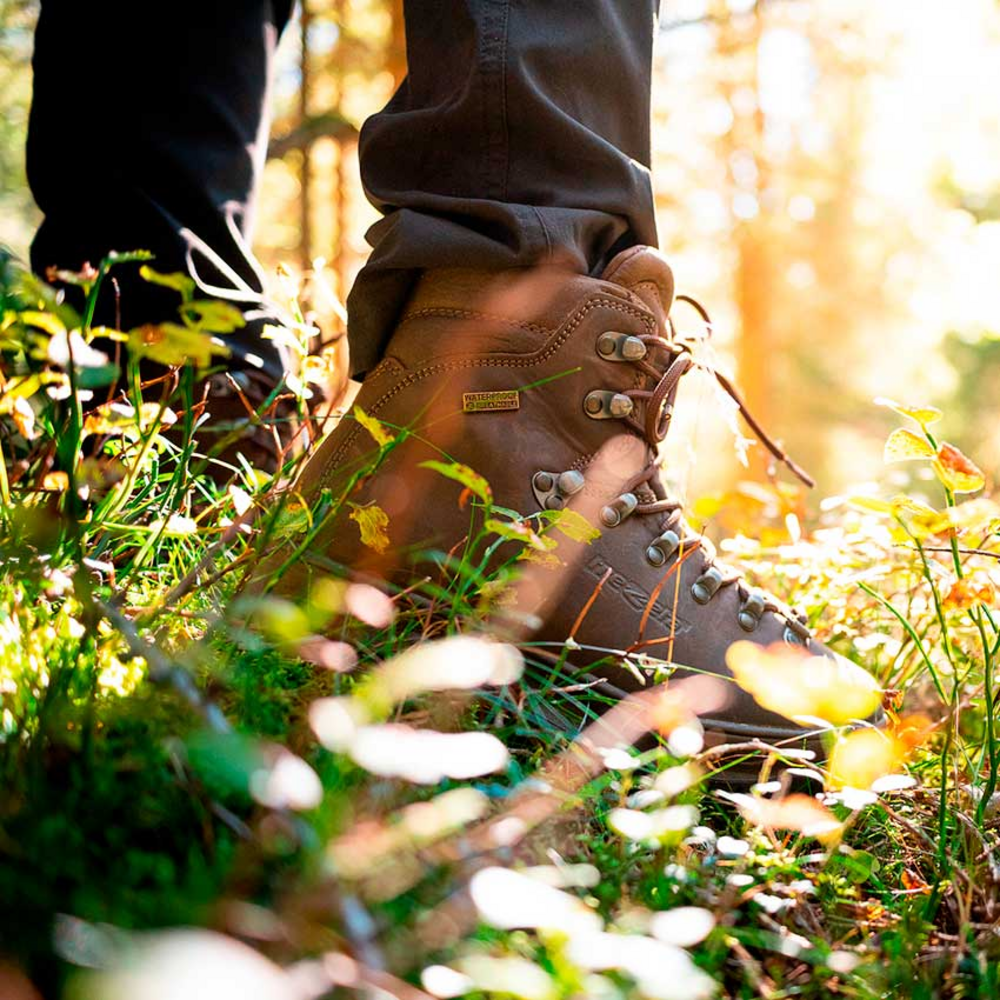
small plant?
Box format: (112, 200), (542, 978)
(6, 251), (1000, 998)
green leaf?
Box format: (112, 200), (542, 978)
(354, 405), (395, 447)
(106, 249), (155, 266)
(349, 502), (391, 553)
(127, 322), (230, 368)
(419, 459), (493, 505)
(540, 507), (601, 544)
(883, 427), (936, 463)
(830, 847), (880, 885)
(139, 265), (196, 301)
(180, 300), (246, 334)
(74, 363), (121, 389)
(484, 518), (553, 552)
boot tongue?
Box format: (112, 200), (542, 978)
(601, 246), (675, 332)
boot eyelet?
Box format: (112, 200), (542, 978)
(783, 617), (810, 645)
(584, 390), (634, 420)
(691, 567), (724, 604)
(646, 529), (681, 567)
(557, 470), (585, 496)
(533, 468), (587, 510)
(738, 592), (766, 631)
(600, 492), (638, 527)
(596, 331), (648, 362)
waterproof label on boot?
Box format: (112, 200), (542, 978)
(462, 390), (520, 413)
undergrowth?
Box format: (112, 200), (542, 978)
(2, 249), (1000, 999)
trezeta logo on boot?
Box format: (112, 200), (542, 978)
(462, 390), (520, 413)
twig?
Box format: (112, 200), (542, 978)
(98, 600), (231, 733)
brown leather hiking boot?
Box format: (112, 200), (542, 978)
(263, 247), (880, 766)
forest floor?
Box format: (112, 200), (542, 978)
(3, 250), (1000, 1000)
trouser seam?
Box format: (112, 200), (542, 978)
(532, 206), (554, 260)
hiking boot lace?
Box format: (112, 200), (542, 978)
(596, 295), (813, 642)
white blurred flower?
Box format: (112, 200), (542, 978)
(600, 747), (640, 771)
(86, 930), (305, 1000)
(609, 805), (699, 843)
(401, 788), (489, 840)
(753, 893), (793, 915)
(522, 863), (601, 889)
(649, 907), (716, 948)
(566, 932), (717, 1000)
(716, 836), (750, 857)
(378, 636), (523, 702)
(667, 722), (705, 757)
(827, 951), (861, 975)
(421, 965), (474, 999)
(823, 787), (878, 810)
(48, 329), (109, 368)
(870, 774), (917, 793)
(250, 750), (323, 812)
(654, 764), (703, 797)
(309, 697), (371, 751)
(349, 725), (508, 784)
(455, 955), (557, 1000)
(469, 867), (602, 935)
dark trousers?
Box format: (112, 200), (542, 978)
(27, 0), (660, 378)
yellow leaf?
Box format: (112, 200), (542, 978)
(875, 397), (943, 427)
(485, 518), (552, 552)
(848, 494), (939, 521)
(151, 513), (198, 537)
(827, 729), (906, 791)
(943, 572), (996, 611)
(349, 503), (390, 554)
(11, 397), (36, 440)
(847, 495), (895, 515)
(419, 460), (493, 505)
(935, 498), (1000, 534)
(883, 428), (936, 463)
(933, 442), (985, 494)
(83, 401), (177, 438)
(544, 508), (601, 544)
(42, 471), (69, 492)
(354, 405), (394, 447)
(20, 310), (66, 337)
(726, 642), (882, 727)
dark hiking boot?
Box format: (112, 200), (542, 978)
(261, 247), (881, 771)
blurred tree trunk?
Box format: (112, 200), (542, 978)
(387, 0), (407, 90)
(717, 0), (777, 479)
(299, 0), (315, 274)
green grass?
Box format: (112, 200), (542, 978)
(4, 248), (1000, 999)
